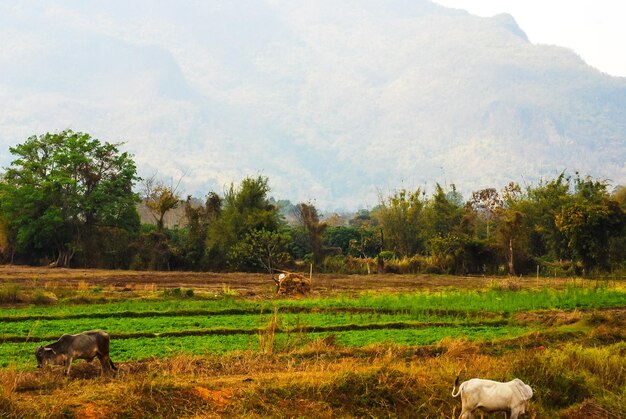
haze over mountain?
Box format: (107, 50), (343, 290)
(1, 0), (625, 210)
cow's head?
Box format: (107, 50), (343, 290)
(272, 273), (286, 286)
(35, 346), (56, 367)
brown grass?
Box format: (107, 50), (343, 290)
(257, 308), (280, 355)
(2, 334), (623, 418)
(558, 399), (621, 419)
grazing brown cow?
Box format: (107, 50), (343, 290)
(35, 330), (117, 376)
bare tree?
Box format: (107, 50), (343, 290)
(468, 188), (503, 239)
(142, 172), (185, 232)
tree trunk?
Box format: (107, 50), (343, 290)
(508, 238), (515, 276)
(52, 248), (76, 268)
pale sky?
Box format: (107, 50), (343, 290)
(433, 0), (626, 77)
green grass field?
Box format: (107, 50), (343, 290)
(2, 285), (623, 368)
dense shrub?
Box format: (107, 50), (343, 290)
(319, 256), (371, 274)
(382, 256), (423, 274)
(128, 231), (173, 270)
(162, 288), (195, 298)
(378, 250), (396, 260)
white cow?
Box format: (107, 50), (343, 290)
(452, 376), (533, 419)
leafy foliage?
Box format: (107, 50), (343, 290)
(376, 188), (425, 256)
(0, 132), (624, 275)
(204, 176), (283, 271)
(322, 226), (360, 256)
(179, 193), (221, 270)
(557, 200), (625, 271)
(0, 130), (140, 266)
(229, 229), (292, 273)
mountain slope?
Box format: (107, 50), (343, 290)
(0, 0), (624, 209)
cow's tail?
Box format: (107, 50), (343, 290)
(451, 375), (462, 397)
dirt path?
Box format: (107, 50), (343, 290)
(0, 264), (591, 298)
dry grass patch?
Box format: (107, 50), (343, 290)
(0, 367), (18, 399)
(514, 309), (584, 326)
(437, 337), (480, 359)
(74, 401), (112, 419)
(4, 341), (623, 418)
(558, 399), (621, 419)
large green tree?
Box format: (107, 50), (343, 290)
(423, 184), (464, 255)
(229, 229), (292, 273)
(180, 193), (221, 269)
(0, 130), (140, 267)
(555, 176), (626, 271)
(556, 201), (624, 271)
(205, 175), (283, 270)
(525, 173), (573, 260)
(377, 188), (425, 256)
(423, 184), (463, 234)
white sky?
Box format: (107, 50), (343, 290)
(433, 0), (626, 77)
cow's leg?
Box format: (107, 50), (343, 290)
(64, 357), (73, 376)
(108, 357), (118, 373)
(96, 354), (105, 374)
(508, 409), (519, 419)
(96, 353), (110, 375)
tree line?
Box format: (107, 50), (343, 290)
(1, 131), (624, 276)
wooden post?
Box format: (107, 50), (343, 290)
(508, 238), (515, 276)
(536, 265), (539, 288)
(309, 263), (313, 286)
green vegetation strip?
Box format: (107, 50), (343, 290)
(0, 325), (533, 368)
(2, 287), (624, 320)
(0, 308), (278, 323)
(1, 311), (493, 336)
(0, 319), (511, 343)
(0, 307), (487, 323)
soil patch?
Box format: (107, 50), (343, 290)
(0, 265), (590, 299)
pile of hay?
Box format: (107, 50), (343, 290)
(273, 272), (311, 296)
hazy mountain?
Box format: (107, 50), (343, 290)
(1, 0), (624, 210)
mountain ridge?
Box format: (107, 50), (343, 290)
(0, 0), (624, 210)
